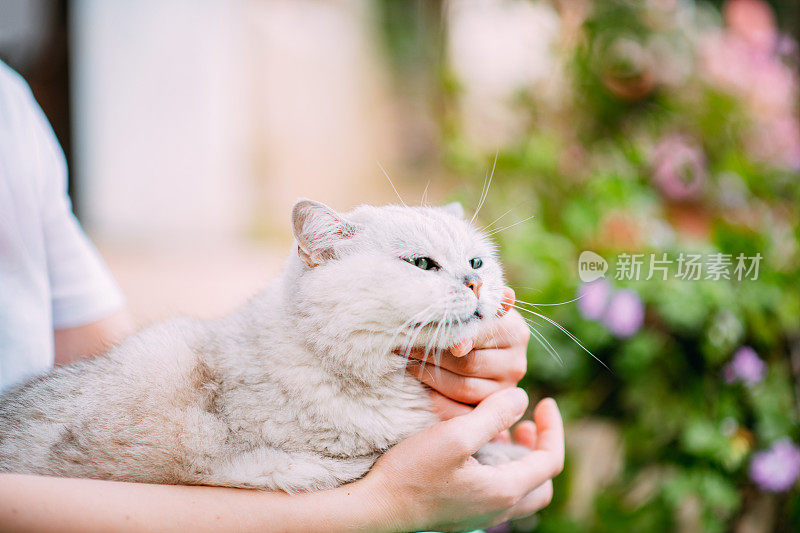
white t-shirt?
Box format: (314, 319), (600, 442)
(0, 61), (124, 391)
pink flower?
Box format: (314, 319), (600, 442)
(651, 135), (706, 201)
(724, 0), (777, 53)
(748, 116), (800, 171)
(699, 8), (800, 171)
(601, 289), (645, 338)
(577, 279), (612, 321)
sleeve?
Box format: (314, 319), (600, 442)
(21, 71), (126, 329)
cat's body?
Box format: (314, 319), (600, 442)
(0, 201), (525, 492)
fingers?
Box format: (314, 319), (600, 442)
(504, 480), (553, 520)
(441, 388), (529, 458)
(494, 430), (512, 444)
(513, 420), (538, 449)
(499, 287), (515, 315)
(530, 398), (563, 461)
(428, 390), (474, 420)
(470, 309), (530, 352)
(493, 398), (565, 494)
(407, 360), (507, 404)
(450, 288), (524, 358)
(450, 338), (474, 357)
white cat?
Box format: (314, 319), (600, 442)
(0, 200), (526, 492)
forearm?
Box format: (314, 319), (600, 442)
(54, 309), (135, 365)
(0, 473), (393, 533)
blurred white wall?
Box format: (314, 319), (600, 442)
(69, 0), (398, 319)
(246, 0), (393, 229)
(71, 0), (250, 245)
(71, 0), (394, 249)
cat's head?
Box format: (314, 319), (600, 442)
(287, 199), (505, 378)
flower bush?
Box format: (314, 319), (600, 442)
(440, 0), (800, 530)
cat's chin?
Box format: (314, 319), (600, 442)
(395, 318), (485, 354)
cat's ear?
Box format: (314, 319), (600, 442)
(291, 199), (356, 267)
(440, 202), (464, 219)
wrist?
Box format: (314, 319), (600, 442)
(348, 470), (407, 533)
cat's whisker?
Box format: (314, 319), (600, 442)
(508, 308), (560, 365)
(421, 180), (431, 207)
(376, 161), (406, 207)
(523, 319), (564, 366)
(399, 311), (436, 360)
(470, 151), (498, 224)
(435, 301), (455, 370)
(420, 302), (448, 374)
(388, 305), (437, 384)
(386, 304), (435, 355)
(510, 286), (544, 293)
(513, 295), (584, 308)
(493, 318), (518, 358)
(394, 308), (438, 388)
(512, 300), (568, 318)
(478, 206), (515, 232)
(511, 304), (611, 372)
(394, 304), (435, 334)
(452, 304), (466, 357)
(403, 306), (439, 356)
(485, 215), (536, 236)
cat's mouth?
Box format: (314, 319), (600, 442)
(411, 309), (482, 329)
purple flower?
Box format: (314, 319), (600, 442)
(723, 346), (766, 386)
(578, 279), (612, 320)
(601, 289), (644, 338)
(750, 438), (800, 492)
(651, 135), (707, 201)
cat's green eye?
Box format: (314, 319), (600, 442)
(404, 257), (439, 270)
(469, 257), (483, 269)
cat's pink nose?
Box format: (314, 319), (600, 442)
(466, 278), (482, 298)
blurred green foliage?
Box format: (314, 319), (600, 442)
(429, 0), (799, 531)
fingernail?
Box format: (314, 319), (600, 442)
(452, 339), (473, 357)
(542, 397), (558, 409)
(509, 388), (528, 413)
(502, 288), (515, 306)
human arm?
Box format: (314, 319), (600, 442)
(0, 388), (563, 533)
(0, 471), (384, 533)
(54, 309), (135, 365)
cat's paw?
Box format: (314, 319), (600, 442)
(473, 441), (530, 466)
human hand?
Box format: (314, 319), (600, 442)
(361, 388), (564, 533)
(406, 287), (530, 420)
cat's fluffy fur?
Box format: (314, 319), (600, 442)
(0, 200), (526, 492)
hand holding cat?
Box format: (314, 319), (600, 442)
(363, 387), (564, 532)
(406, 287), (530, 420)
